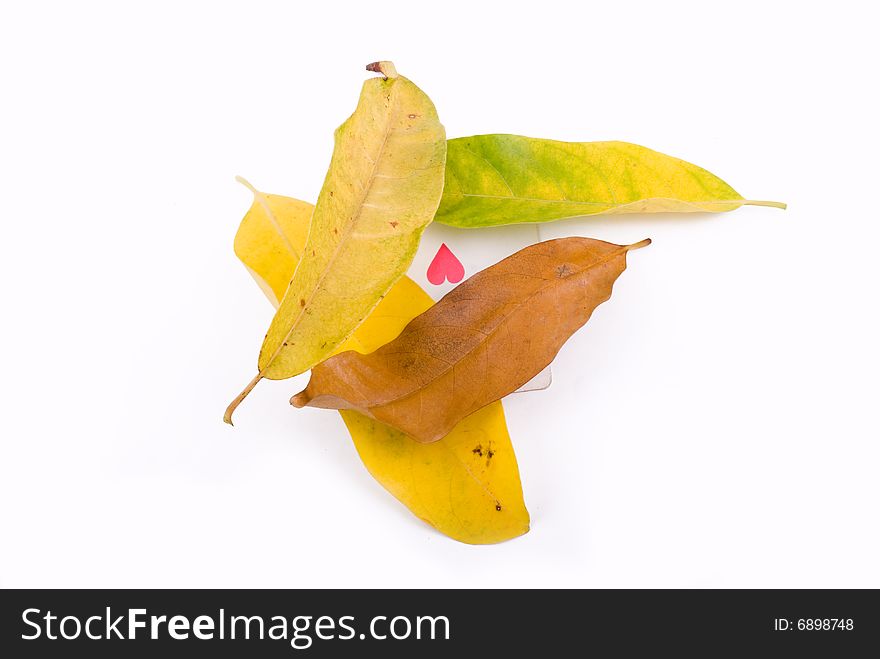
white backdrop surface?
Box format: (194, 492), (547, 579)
(1, 0), (878, 587)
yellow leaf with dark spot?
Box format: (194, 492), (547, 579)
(232, 184), (529, 544)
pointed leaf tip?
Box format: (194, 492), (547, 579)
(235, 175), (258, 195)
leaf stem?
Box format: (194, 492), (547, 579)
(743, 199), (787, 210)
(366, 61), (398, 79)
(626, 238), (652, 251)
(224, 373), (263, 425)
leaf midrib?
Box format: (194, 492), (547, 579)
(262, 79), (404, 374)
(364, 243), (630, 407)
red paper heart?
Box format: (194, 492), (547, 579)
(426, 243), (465, 285)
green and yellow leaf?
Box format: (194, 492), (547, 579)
(435, 134), (785, 227)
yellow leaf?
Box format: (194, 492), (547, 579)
(225, 62), (447, 423)
(231, 182), (529, 544)
(342, 407), (530, 545)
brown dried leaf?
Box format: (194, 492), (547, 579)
(292, 236), (650, 443)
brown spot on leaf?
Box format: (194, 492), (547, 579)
(556, 264), (573, 278)
(389, 221), (399, 228)
(408, 113), (419, 119)
(495, 503), (502, 512)
(472, 444), (483, 457)
(299, 298), (306, 308)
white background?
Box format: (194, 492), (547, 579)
(2, 1), (878, 588)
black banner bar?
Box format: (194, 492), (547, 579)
(2, 589), (877, 656)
